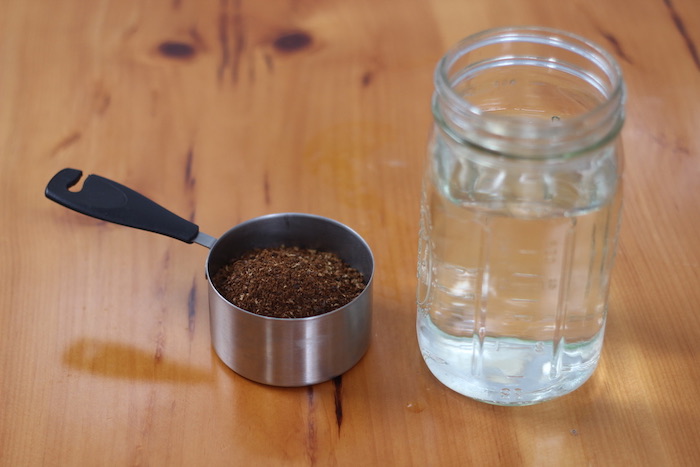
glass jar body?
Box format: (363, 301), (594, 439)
(416, 27), (625, 405)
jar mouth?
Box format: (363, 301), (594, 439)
(434, 26), (625, 158)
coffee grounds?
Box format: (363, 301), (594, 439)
(212, 246), (366, 319)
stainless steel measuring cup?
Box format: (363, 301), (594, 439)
(45, 168), (374, 386)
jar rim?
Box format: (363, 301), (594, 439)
(434, 26), (626, 158)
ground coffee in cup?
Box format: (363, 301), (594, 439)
(212, 246), (366, 318)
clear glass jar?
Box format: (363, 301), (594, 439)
(417, 27), (625, 405)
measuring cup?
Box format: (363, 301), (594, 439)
(45, 168), (374, 387)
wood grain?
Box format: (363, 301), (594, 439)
(1, 0), (699, 465)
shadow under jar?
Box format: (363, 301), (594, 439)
(417, 26), (625, 405)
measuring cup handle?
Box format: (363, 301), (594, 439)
(45, 168), (200, 244)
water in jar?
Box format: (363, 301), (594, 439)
(417, 137), (622, 405)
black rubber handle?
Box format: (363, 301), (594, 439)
(45, 168), (199, 244)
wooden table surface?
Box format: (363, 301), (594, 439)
(2, 0), (699, 465)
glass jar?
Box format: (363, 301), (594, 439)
(416, 27), (625, 405)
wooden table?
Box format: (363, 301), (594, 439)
(2, 0), (699, 465)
